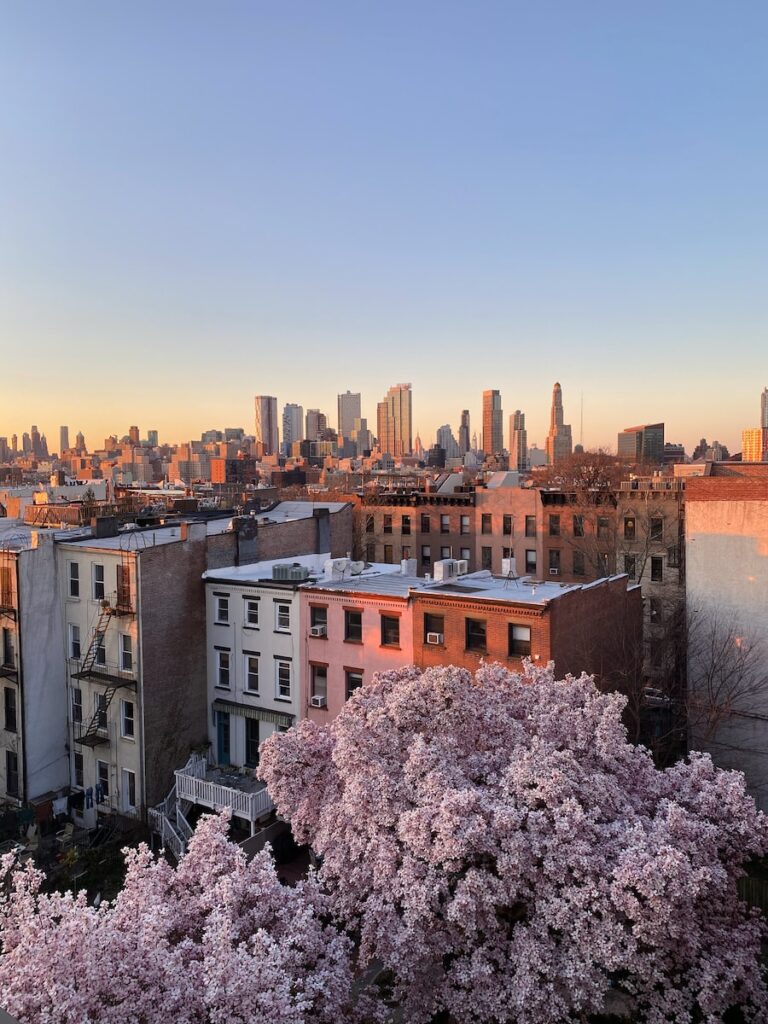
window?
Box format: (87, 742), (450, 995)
(460, 515), (471, 535)
(92, 563), (105, 601)
(95, 632), (106, 666)
(421, 545), (432, 569)
(122, 768), (136, 810)
(481, 546), (492, 570)
(345, 669), (363, 699)
(245, 719), (260, 767)
(548, 515), (560, 537)
(97, 760), (109, 799)
(311, 663), (328, 699)
(651, 556), (663, 582)
(525, 516), (536, 538)
(344, 610), (363, 642)
(502, 547), (512, 559)
(120, 634), (133, 672)
(401, 515), (411, 535)
(573, 515), (584, 538)
(525, 550), (537, 574)
(275, 603), (290, 631)
(383, 514), (393, 534)
(597, 516), (610, 539)
(215, 595), (229, 624)
(508, 624), (531, 657)
(598, 553), (609, 576)
(69, 624), (81, 660)
(440, 546), (451, 559)
(74, 751), (83, 788)
(440, 514), (450, 534)
(573, 550), (585, 576)
(549, 549), (561, 572)
(650, 518), (663, 542)
(424, 613), (444, 641)
(121, 699), (134, 739)
(402, 545), (411, 560)
(244, 598), (259, 627)
(503, 515), (513, 536)
(624, 555), (636, 581)
(244, 653), (259, 692)
(365, 514), (374, 533)
(623, 517), (636, 540)
(6, 751), (19, 798)
(460, 547), (471, 562)
(366, 542), (376, 563)
(217, 650), (231, 688)
(380, 615), (400, 647)
(465, 618), (487, 653)
(650, 598), (663, 624)
(667, 544), (681, 568)
(94, 692), (108, 731)
(481, 514), (492, 535)
(68, 562), (80, 598)
(2, 628), (13, 667)
(383, 544), (394, 564)
(72, 687), (82, 724)
(311, 606), (327, 631)
(420, 514), (431, 533)
(4, 688), (16, 733)
(276, 660), (291, 699)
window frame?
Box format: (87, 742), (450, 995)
(216, 649), (231, 689)
(440, 514), (450, 534)
(465, 617), (487, 653)
(651, 556), (663, 582)
(508, 624), (532, 657)
(244, 597), (260, 628)
(96, 759), (110, 799)
(244, 652), (260, 692)
(120, 633), (133, 672)
(69, 623), (81, 660)
(68, 561), (80, 598)
(481, 514), (492, 535)
(275, 659), (292, 700)
(345, 668), (363, 699)
(548, 514), (560, 537)
(344, 609), (363, 643)
(120, 699), (135, 739)
(275, 602), (291, 632)
(311, 662), (328, 699)
(380, 614), (400, 648)
(525, 516), (536, 538)
(460, 515), (471, 535)
(4, 687), (16, 733)
(92, 563), (105, 602)
(214, 595), (230, 625)
(502, 514), (513, 536)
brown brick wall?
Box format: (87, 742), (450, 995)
(685, 478), (768, 501)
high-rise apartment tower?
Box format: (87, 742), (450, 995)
(545, 383), (573, 465)
(482, 390), (503, 456)
(376, 383), (412, 457)
(254, 396), (279, 456)
(337, 391), (361, 441)
(509, 410), (528, 472)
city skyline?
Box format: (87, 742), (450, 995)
(2, 374), (764, 459)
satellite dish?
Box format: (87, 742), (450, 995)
(350, 561), (365, 575)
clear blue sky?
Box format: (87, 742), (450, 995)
(2, 1), (767, 453)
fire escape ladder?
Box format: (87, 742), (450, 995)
(80, 605), (113, 674)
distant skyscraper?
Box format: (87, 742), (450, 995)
(59, 426), (70, 454)
(22, 432), (31, 454)
(545, 383), (573, 465)
(761, 387), (768, 429)
(305, 409), (327, 441)
(436, 425), (460, 460)
(129, 425), (140, 445)
(481, 390), (503, 456)
(337, 391), (361, 440)
(147, 429), (159, 447)
(282, 403), (304, 455)
(30, 425), (43, 458)
(458, 410), (470, 456)
(617, 423), (665, 464)
(376, 383), (412, 457)
(10, 434), (17, 453)
(509, 410), (528, 472)
(741, 428), (768, 462)
(75, 431), (86, 452)
(254, 395), (279, 456)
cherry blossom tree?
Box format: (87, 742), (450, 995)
(259, 662), (768, 1024)
(0, 811), (354, 1024)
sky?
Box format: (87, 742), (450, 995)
(1, 1), (767, 455)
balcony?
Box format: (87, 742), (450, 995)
(175, 757), (274, 827)
(69, 658), (137, 687)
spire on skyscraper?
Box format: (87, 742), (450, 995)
(545, 382), (573, 465)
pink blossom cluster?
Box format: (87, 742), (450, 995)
(259, 662), (768, 1024)
(0, 811), (353, 1024)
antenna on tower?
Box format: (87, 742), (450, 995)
(580, 391), (584, 447)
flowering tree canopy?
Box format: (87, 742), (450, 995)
(259, 662), (768, 1024)
(0, 812), (353, 1024)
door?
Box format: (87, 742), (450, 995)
(217, 711), (230, 766)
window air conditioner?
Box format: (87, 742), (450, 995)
(455, 559), (468, 575)
(549, 568), (560, 576)
(310, 695), (327, 708)
(309, 625), (327, 637)
(426, 632), (444, 645)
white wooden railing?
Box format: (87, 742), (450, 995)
(148, 806), (185, 860)
(174, 770), (274, 823)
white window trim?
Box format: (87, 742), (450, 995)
(120, 633), (133, 672)
(275, 659), (291, 700)
(244, 653), (259, 693)
(275, 603), (291, 632)
(92, 563), (105, 602)
(120, 699), (135, 740)
(216, 649), (231, 689)
(244, 597), (260, 628)
(215, 596), (230, 625)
